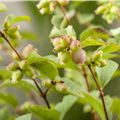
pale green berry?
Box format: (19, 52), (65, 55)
(98, 59), (108, 67)
(8, 31), (21, 40)
(53, 45), (64, 53)
(110, 6), (119, 14)
(60, 35), (70, 47)
(70, 40), (81, 52)
(84, 57), (92, 66)
(92, 51), (102, 62)
(19, 60), (29, 70)
(58, 51), (70, 65)
(11, 69), (23, 84)
(8, 25), (19, 33)
(67, 34), (75, 42)
(42, 78), (52, 88)
(24, 67), (35, 78)
(36, 0), (49, 9)
(55, 83), (69, 92)
(58, 0), (69, 6)
(3, 20), (9, 29)
(50, 1), (58, 12)
(12, 51), (22, 61)
(95, 6), (107, 15)
(51, 37), (61, 47)
(20, 102), (33, 114)
(7, 62), (19, 71)
(39, 7), (50, 14)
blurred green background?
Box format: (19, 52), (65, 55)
(0, 1), (120, 120)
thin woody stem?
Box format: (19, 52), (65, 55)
(0, 31), (50, 109)
(82, 67), (95, 120)
(59, 4), (71, 25)
(0, 31), (22, 60)
(88, 65), (109, 120)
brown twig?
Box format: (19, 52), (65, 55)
(32, 78), (50, 109)
(82, 67), (95, 120)
(59, 4), (71, 25)
(0, 31), (22, 60)
(88, 65), (109, 120)
(0, 31), (50, 109)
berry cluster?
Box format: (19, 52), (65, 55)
(3, 20), (21, 40)
(51, 35), (87, 67)
(85, 51), (108, 67)
(36, 0), (69, 14)
(7, 44), (38, 84)
(95, 1), (120, 23)
(42, 78), (69, 92)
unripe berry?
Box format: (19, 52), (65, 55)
(8, 25), (19, 33)
(50, 1), (58, 12)
(58, 0), (69, 6)
(42, 78), (52, 88)
(71, 49), (86, 67)
(39, 7), (50, 14)
(84, 57), (92, 66)
(53, 45), (64, 53)
(24, 67), (35, 78)
(58, 51), (70, 65)
(23, 44), (38, 57)
(60, 35), (70, 47)
(51, 37), (61, 47)
(36, 0), (49, 9)
(95, 6), (107, 14)
(20, 102), (32, 114)
(12, 51), (22, 61)
(19, 60), (29, 70)
(92, 51), (102, 62)
(11, 69), (23, 84)
(8, 31), (21, 40)
(110, 6), (119, 14)
(98, 59), (108, 67)
(3, 20), (9, 29)
(55, 83), (69, 92)
(7, 62), (19, 71)
(70, 40), (81, 52)
(67, 34), (75, 42)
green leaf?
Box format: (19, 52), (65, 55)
(1, 79), (39, 95)
(20, 30), (39, 41)
(49, 26), (61, 38)
(48, 76), (83, 98)
(0, 69), (12, 80)
(77, 12), (95, 25)
(68, 1), (83, 9)
(104, 96), (113, 108)
(5, 14), (30, 26)
(81, 36), (108, 48)
(31, 61), (58, 80)
(96, 60), (118, 88)
(27, 51), (78, 71)
(97, 43), (120, 54)
(0, 56), (3, 61)
(82, 90), (112, 120)
(0, 92), (18, 108)
(110, 27), (120, 36)
(0, 107), (10, 120)
(117, 115), (120, 120)
(27, 105), (60, 120)
(60, 25), (76, 39)
(55, 95), (78, 120)
(15, 114), (32, 120)
(0, 2), (8, 12)
(110, 97), (120, 115)
(102, 54), (119, 59)
(80, 27), (113, 41)
(51, 15), (67, 30)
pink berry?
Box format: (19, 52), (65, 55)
(71, 49), (86, 66)
(60, 35), (70, 47)
(51, 37), (61, 47)
(70, 40), (81, 52)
